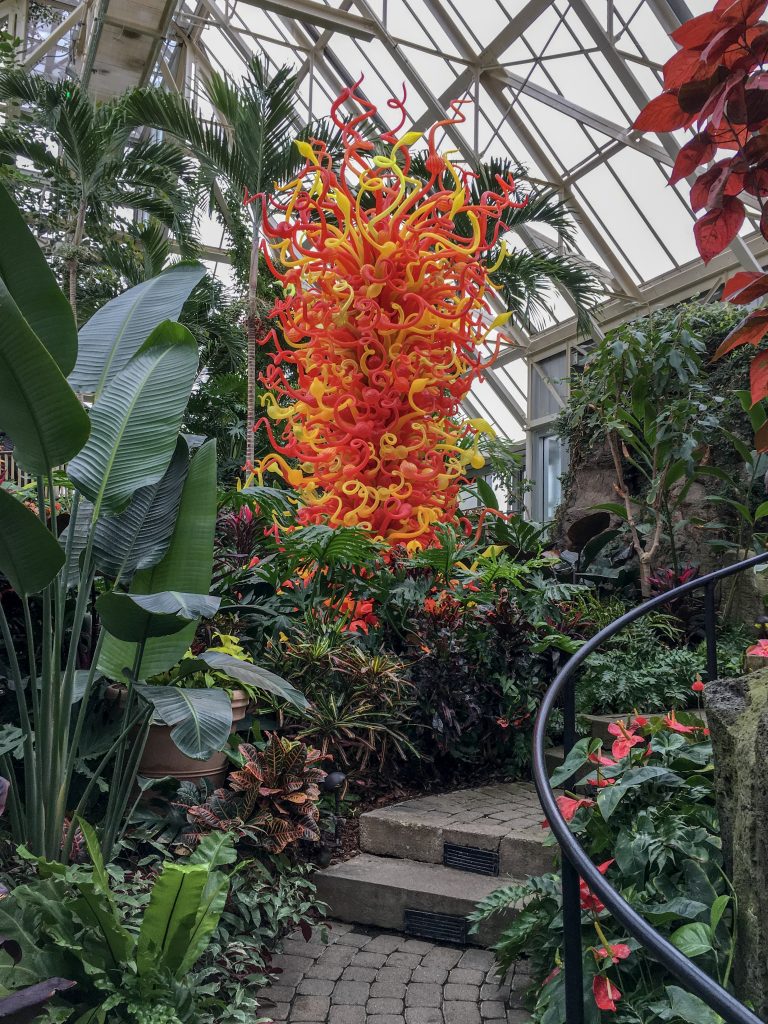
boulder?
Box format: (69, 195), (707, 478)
(706, 669), (768, 1016)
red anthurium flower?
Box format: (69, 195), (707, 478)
(557, 794), (595, 820)
(664, 710), (699, 734)
(594, 943), (631, 964)
(588, 750), (618, 767)
(692, 676), (705, 693)
(579, 860), (614, 913)
(593, 974), (622, 1011)
(542, 966), (561, 986)
(586, 775), (615, 788)
(632, 715), (649, 729)
(607, 721), (644, 760)
(747, 638), (768, 657)
(541, 794), (595, 829)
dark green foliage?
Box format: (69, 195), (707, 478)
(470, 718), (734, 1024)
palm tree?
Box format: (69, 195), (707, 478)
(125, 58), (320, 468)
(409, 153), (604, 333)
(0, 70), (198, 322)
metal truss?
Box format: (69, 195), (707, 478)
(19, 0), (765, 439)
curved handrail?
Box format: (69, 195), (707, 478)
(532, 549), (768, 1024)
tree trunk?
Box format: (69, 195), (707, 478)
(245, 205), (261, 470)
(68, 199), (87, 323)
(706, 668), (768, 1018)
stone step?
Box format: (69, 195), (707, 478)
(544, 745), (565, 778)
(315, 852), (523, 948)
(359, 782), (556, 879)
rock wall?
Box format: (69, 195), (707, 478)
(556, 441), (766, 623)
(705, 668), (768, 1017)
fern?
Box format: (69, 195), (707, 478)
(469, 881), (530, 924)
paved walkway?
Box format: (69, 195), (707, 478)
(258, 921), (531, 1023)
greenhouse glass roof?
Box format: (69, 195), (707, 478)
(20, 0), (768, 436)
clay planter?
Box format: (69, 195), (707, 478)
(107, 685), (250, 787)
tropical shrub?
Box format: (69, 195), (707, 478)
(0, 823), (236, 1023)
(0, 184), (300, 862)
(560, 311), (728, 598)
(471, 714), (734, 1024)
(199, 857), (326, 1024)
(634, 0), (768, 444)
(176, 735), (328, 854)
(261, 621), (419, 781)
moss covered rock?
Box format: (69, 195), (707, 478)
(706, 668), (768, 1016)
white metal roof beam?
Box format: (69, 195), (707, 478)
(495, 230), (768, 367)
(568, 0), (762, 274)
(236, 0), (377, 40)
(488, 67), (672, 166)
(421, 3), (643, 301)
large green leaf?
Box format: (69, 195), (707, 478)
(0, 488), (65, 595)
(68, 321), (198, 518)
(135, 684), (231, 760)
(92, 436), (189, 580)
(178, 872), (229, 978)
(0, 880), (85, 987)
(669, 922), (713, 958)
(0, 277), (90, 475)
(98, 440), (217, 680)
(70, 262), (205, 396)
(70, 881), (133, 971)
(136, 862), (209, 978)
(95, 591), (220, 643)
(198, 650), (308, 709)
(0, 182), (77, 375)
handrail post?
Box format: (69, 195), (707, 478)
(704, 581), (718, 681)
(561, 670), (584, 1022)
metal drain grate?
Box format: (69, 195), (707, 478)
(443, 843), (499, 876)
(404, 909), (468, 945)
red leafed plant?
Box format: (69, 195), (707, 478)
(635, 0), (768, 432)
(176, 735), (329, 855)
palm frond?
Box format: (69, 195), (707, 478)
(122, 87), (248, 188)
(492, 246), (604, 334)
(0, 125), (66, 178)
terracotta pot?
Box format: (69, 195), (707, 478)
(230, 688), (250, 723)
(106, 685), (249, 787)
(139, 726), (229, 787)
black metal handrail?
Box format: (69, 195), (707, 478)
(532, 550), (768, 1024)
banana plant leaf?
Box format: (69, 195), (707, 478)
(0, 276), (90, 475)
(0, 489), (65, 596)
(0, 182), (77, 376)
(134, 684), (232, 760)
(98, 440), (217, 681)
(95, 591), (221, 644)
(70, 262), (206, 397)
(197, 650), (308, 710)
(68, 321), (198, 518)
(91, 436), (189, 581)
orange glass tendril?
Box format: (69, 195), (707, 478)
(251, 80), (525, 548)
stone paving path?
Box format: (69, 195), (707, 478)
(258, 921), (531, 1023)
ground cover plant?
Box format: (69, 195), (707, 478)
(471, 712), (733, 1024)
